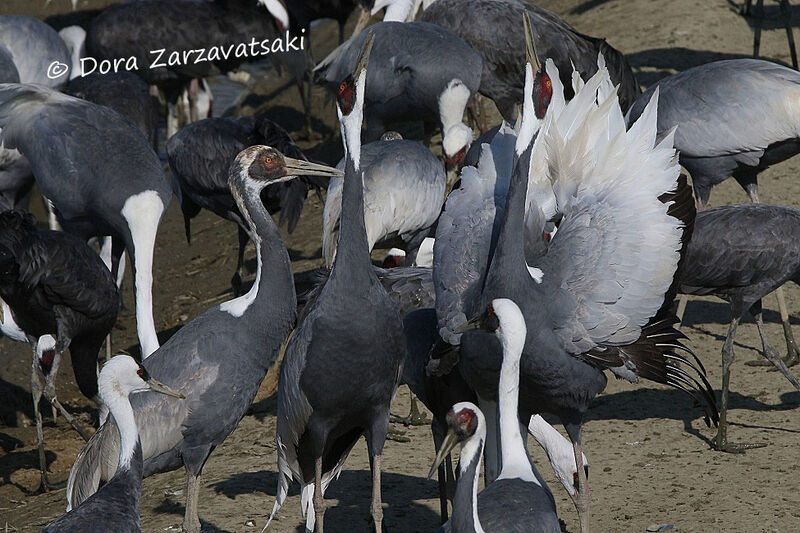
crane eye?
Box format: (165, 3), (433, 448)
(339, 81), (347, 93)
(486, 303), (495, 316)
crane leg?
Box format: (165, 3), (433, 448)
(676, 294), (689, 325)
(183, 471), (202, 533)
(746, 289), (800, 366)
(369, 454), (384, 533)
(572, 441), (591, 533)
(31, 359), (52, 493)
(313, 457), (326, 533)
(713, 316), (766, 452)
(751, 309), (800, 389)
(753, 0), (765, 59)
(780, 0), (799, 69)
(390, 388), (430, 426)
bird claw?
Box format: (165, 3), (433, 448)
(712, 434), (766, 453)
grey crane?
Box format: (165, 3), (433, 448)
(0, 44), (29, 214)
(167, 115), (325, 295)
(0, 210), (119, 492)
(0, 83), (171, 358)
(0, 15), (72, 87)
(677, 203), (800, 452)
(66, 146), (340, 533)
(626, 59), (800, 210)
(626, 58), (800, 365)
(419, 0), (640, 121)
(322, 133), (446, 267)
(432, 17), (717, 532)
(42, 355), (183, 533)
(267, 33), (405, 533)
(0, 15), (72, 216)
(315, 21), (481, 167)
(431, 298), (561, 533)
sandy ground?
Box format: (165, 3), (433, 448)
(3, 0), (800, 531)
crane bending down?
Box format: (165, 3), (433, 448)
(322, 134), (446, 267)
(0, 211), (119, 492)
(0, 83), (171, 358)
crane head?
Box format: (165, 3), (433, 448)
(243, 146), (343, 185)
(428, 402), (484, 478)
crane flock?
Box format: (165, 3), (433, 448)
(1, 1), (799, 532)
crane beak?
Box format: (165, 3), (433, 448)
(454, 315), (483, 334)
(428, 428), (459, 479)
(523, 12), (541, 73)
(283, 157), (344, 179)
(146, 377), (185, 399)
(354, 31), (375, 82)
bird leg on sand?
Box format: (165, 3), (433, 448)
(572, 441), (591, 533)
(751, 309), (800, 389)
(314, 457), (326, 533)
(746, 291), (800, 366)
(676, 294), (689, 324)
(184, 471), (202, 533)
(713, 317), (767, 452)
(390, 393), (430, 426)
(188, 79), (200, 124)
(370, 454), (384, 533)
(744, 0), (799, 69)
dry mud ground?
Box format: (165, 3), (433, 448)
(2, 0), (800, 531)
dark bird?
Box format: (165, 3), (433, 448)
(420, 0), (640, 121)
(166, 114), (325, 295)
(64, 72), (159, 148)
(431, 298), (561, 533)
(0, 210), (119, 492)
(85, 0), (301, 136)
(66, 146), (341, 533)
(677, 203), (800, 452)
(268, 34), (406, 533)
(42, 355), (183, 533)
(315, 21), (481, 167)
(322, 133), (446, 267)
(432, 18), (716, 531)
(0, 83), (171, 358)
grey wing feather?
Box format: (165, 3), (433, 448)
(0, 16), (71, 87)
(434, 128), (516, 344)
(66, 421), (120, 509)
(0, 44), (19, 83)
(375, 266), (435, 316)
(627, 59), (800, 159)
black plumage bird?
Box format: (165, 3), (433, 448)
(86, 0), (299, 136)
(0, 210), (118, 492)
(167, 114), (325, 295)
